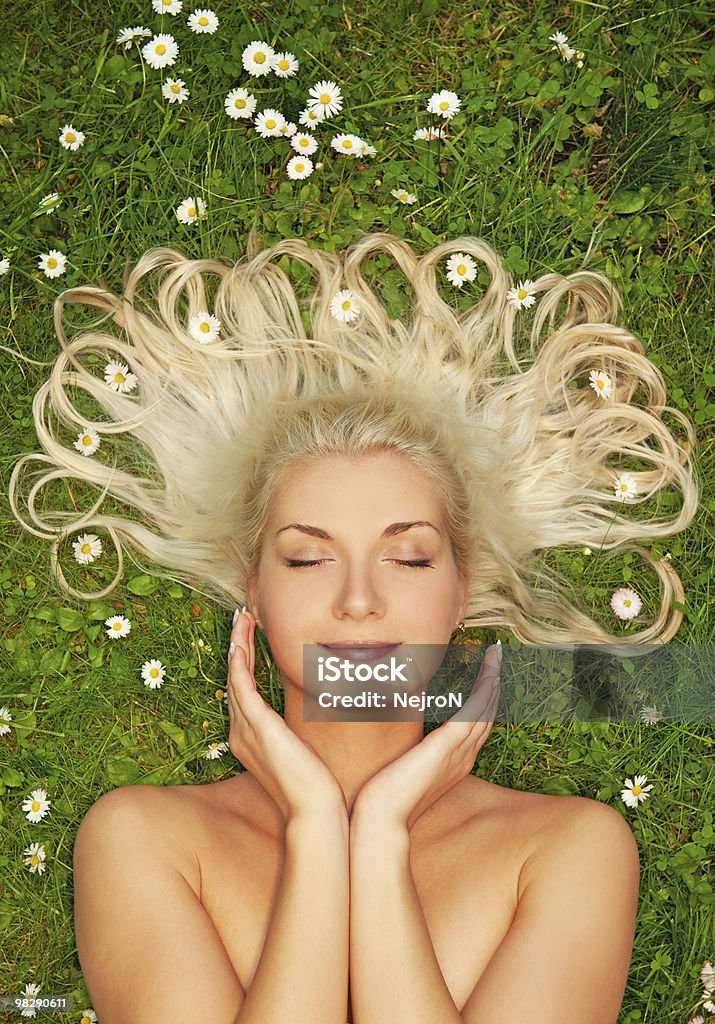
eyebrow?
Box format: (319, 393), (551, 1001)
(275, 521), (441, 540)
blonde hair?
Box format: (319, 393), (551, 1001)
(9, 229), (698, 644)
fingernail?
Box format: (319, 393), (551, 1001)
(241, 605), (247, 615)
(492, 674), (500, 689)
(495, 639), (502, 666)
(232, 608), (240, 625)
(229, 641), (235, 657)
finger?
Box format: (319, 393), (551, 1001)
(451, 648), (500, 724)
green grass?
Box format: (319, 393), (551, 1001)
(0, 0), (713, 1020)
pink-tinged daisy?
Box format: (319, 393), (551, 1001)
(116, 26), (152, 48)
(104, 614), (131, 639)
(272, 51), (299, 78)
(620, 774), (653, 808)
(614, 472), (638, 502)
(330, 289), (360, 323)
(104, 359), (137, 393)
(73, 426), (100, 456)
(224, 87), (257, 120)
(290, 131), (318, 155)
(0, 706), (12, 735)
(254, 108), (286, 138)
(242, 40), (276, 77)
(188, 311), (221, 343)
(187, 8), (218, 33)
(391, 188), (417, 204)
(38, 249), (67, 278)
(203, 740), (229, 759)
(610, 587), (643, 621)
(162, 78), (189, 104)
(72, 533), (103, 565)
(175, 196), (207, 224)
(426, 89), (461, 120)
(141, 659), (166, 688)
(152, 0), (183, 12)
(23, 842), (47, 874)
(142, 33), (179, 70)
(589, 368), (613, 399)
(307, 79), (343, 118)
(685, 1016), (704, 1024)
(59, 124), (85, 150)
(507, 279), (537, 310)
(445, 252), (478, 289)
(22, 787), (51, 823)
(286, 156), (313, 180)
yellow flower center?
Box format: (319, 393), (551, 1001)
(255, 51), (266, 63)
(342, 300), (351, 310)
(199, 15), (208, 24)
(163, 0), (172, 5)
(624, 599), (632, 607)
(299, 138), (308, 147)
(202, 720), (209, 728)
(30, 855), (39, 865)
(81, 543), (92, 554)
(210, 742), (219, 749)
(266, 119), (276, 129)
(295, 163), (304, 172)
(156, 44), (167, 55)
(200, 322), (210, 332)
(82, 434), (93, 446)
(631, 784), (641, 795)
(114, 372), (126, 383)
(278, 59), (289, 69)
(66, 131), (76, 142)
(342, 140), (354, 149)
(620, 483), (628, 492)
(81, 1017), (91, 1023)
(187, 206), (196, 217)
(47, 257), (58, 268)
(112, 621), (122, 630)
(171, 84), (181, 93)
(597, 379), (604, 388)
(150, 667), (159, 678)
(457, 264), (466, 275)
(518, 288), (527, 299)
(31, 800), (40, 811)
(320, 93), (330, 104)
(234, 97), (246, 108)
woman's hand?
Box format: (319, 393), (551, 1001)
(226, 609), (347, 824)
(352, 643), (502, 831)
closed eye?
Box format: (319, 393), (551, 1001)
(284, 559), (434, 569)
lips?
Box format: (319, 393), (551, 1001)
(320, 642), (401, 662)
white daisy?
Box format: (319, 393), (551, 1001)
(187, 8), (218, 33)
(620, 774), (653, 808)
(22, 788), (51, 823)
(38, 249), (67, 278)
(0, 706), (12, 735)
(104, 614), (131, 639)
(330, 288), (360, 323)
(152, 0), (183, 12)
(188, 311), (221, 343)
(23, 842), (47, 875)
(278, 121), (298, 138)
(116, 25), (153, 48)
(507, 279), (537, 309)
(78, 1011), (98, 1024)
(0, 257), (10, 275)
(589, 368), (613, 399)
(19, 982), (41, 1018)
(104, 359), (137, 393)
(639, 704), (663, 725)
(298, 106), (325, 129)
(307, 79), (343, 118)
(271, 51), (299, 78)
(330, 133), (364, 156)
(549, 30), (569, 46)
(445, 252), (478, 289)
(359, 141), (377, 158)
(142, 33), (179, 70)
(703, 1002), (715, 1017)
(290, 131), (318, 155)
(413, 125), (446, 141)
(242, 40), (276, 77)
(72, 533), (103, 565)
(73, 427), (100, 456)
(286, 155), (314, 180)
(175, 196), (207, 224)
(59, 124), (85, 150)
(614, 472), (638, 502)
(426, 89), (461, 120)
(391, 188), (417, 204)
(701, 960), (715, 993)
(610, 587), (643, 621)
(38, 192), (61, 213)
(224, 87), (257, 120)
(203, 740), (229, 759)
(254, 108), (287, 138)
(162, 78), (190, 104)
(141, 659), (166, 688)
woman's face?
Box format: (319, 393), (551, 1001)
(246, 451), (468, 692)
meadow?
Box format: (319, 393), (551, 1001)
(0, 0), (713, 1020)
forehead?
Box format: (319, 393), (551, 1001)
(268, 453), (443, 523)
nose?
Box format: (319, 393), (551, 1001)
(331, 560), (386, 622)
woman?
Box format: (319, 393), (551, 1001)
(10, 230), (698, 1022)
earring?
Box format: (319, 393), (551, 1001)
(456, 622), (465, 631)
